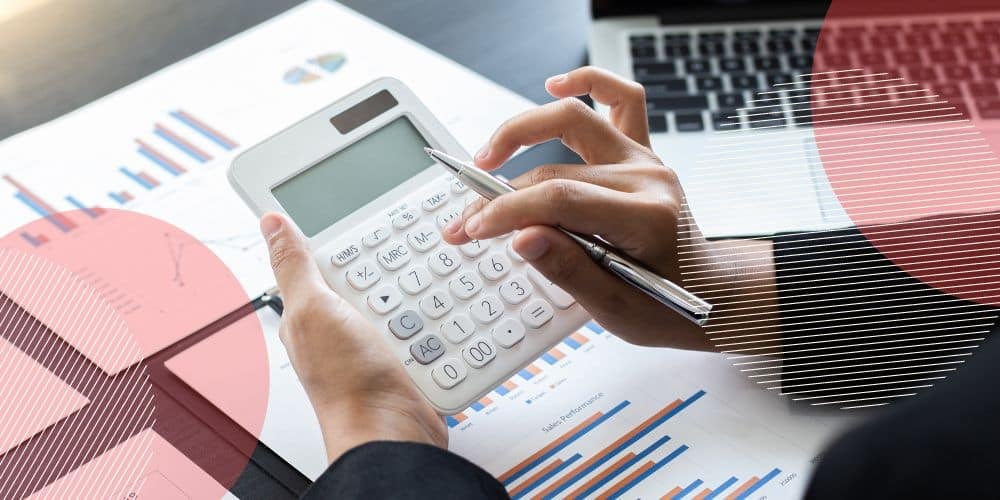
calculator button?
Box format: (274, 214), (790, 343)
(435, 207), (462, 229)
(431, 357), (467, 389)
(362, 225), (391, 248)
(368, 285), (402, 314)
(422, 191), (450, 212)
(419, 289), (454, 319)
(398, 266), (432, 295)
(521, 298), (554, 328)
(407, 225), (441, 253)
(449, 271), (483, 300)
(506, 241), (525, 263)
(346, 260), (381, 291)
(376, 242), (411, 271)
(428, 247), (462, 276)
(499, 275), (533, 305)
(330, 243), (360, 267)
(450, 179), (469, 194)
(462, 337), (497, 368)
(465, 192), (483, 206)
(459, 239), (489, 258)
(388, 310), (424, 339)
(527, 266), (576, 309)
(491, 318), (526, 348)
(441, 314), (475, 344)
(469, 294), (504, 324)
(392, 208), (420, 229)
(410, 334), (446, 365)
(478, 253), (512, 281)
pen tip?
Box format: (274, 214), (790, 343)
(424, 147), (436, 156)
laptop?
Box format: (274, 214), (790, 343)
(588, 0), (1000, 237)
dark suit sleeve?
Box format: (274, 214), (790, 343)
(302, 441), (508, 499)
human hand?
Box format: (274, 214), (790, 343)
(443, 67), (776, 348)
(260, 213), (447, 463)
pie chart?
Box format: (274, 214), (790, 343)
(282, 66), (320, 85)
(309, 52), (347, 73)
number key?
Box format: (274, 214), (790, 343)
(499, 275), (533, 305)
(441, 314), (475, 344)
(470, 294), (504, 324)
(449, 271), (483, 300)
(478, 253), (511, 281)
(431, 357), (467, 389)
(429, 246), (462, 276)
(459, 239), (489, 258)
(398, 266), (431, 295)
(461, 336), (497, 368)
(419, 289), (454, 319)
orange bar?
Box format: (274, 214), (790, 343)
(570, 331), (590, 345)
(661, 486), (683, 499)
(693, 488), (713, 500)
(526, 364), (542, 375)
(725, 476), (759, 500)
(507, 459), (564, 498)
(565, 453), (636, 499)
(503, 380), (519, 391)
(533, 399), (683, 499)
(453, 412), (468, 423)
(596, 461), (655, 500)
(479, 396), (493, 406)
(548, 348), (566, 360)
(498, 411), (604, 483)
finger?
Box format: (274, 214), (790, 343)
(545, 66), (651, 147)
(475, 98), (635, 170)
(461, 180), (648, 246)
(442, 164), (638, 246)
(260, 212), (328, 304)
(513, 226), (638, 316)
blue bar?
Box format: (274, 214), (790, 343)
(471, 401), (485, 412)
(541, 353), (559, 365)
(170, 110), (235, 150)
(704, 477), (738, 500)
(20, 233), (42, 247)
(510, 453), (583, 500)
(736, 468), (781, 500)
(119, 167), (156, 190)
(445, 416), (461, 428)
(586, 322), (605, 334)
(541, 390), (706, 498)
(608, 445), (689, 500)
(675, 479), (704, 499)
(574, 435), (673, 498)
(64, 196), (99, 218)
(138, 147), (182, 176)
(562, 337), (582, 349)
(503, 400), (631, 486)
(15, 192), (70, 232)
(518, 368), (535, 381)
(495, 385), (510, 396)
(108, 192), (128, 205)
(155, 128), (209, 163)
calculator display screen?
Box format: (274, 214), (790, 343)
(273, 116), (431, 237)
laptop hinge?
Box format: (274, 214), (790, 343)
(657, 3), (830, 25)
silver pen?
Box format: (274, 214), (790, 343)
(425, 148), (712, 326)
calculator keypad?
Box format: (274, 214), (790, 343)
(322, 174), (582, 404)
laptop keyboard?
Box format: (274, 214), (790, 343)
(629, 15), (1000, 133)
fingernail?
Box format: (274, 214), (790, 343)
(464, 214), (481, 235)
(546, 73), (567, 85)
(517, 235), (550, 261)
(475, 145), (490, 161)
(261, 214), (283, 239)
(444, 217), (463, 235)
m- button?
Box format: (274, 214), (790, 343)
(377, 241), (411, 271)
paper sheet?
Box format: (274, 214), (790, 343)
(0, 0), (534, 371)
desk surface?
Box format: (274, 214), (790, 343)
(0, 0), (589, 497)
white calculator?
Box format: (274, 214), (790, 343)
(229, 78), (590, 414)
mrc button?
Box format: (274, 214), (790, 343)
(377, 241), (411, 271)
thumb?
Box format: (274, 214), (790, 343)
(512, 225), (636, 315)
(260, 212), (326, 303)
